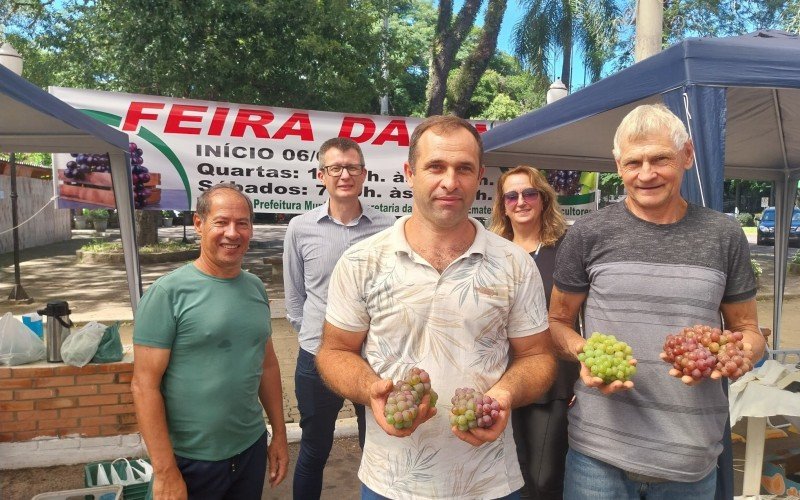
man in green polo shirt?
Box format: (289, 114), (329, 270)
(132, 184), (288, 499)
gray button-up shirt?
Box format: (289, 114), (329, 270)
(282, 200), (395, 354)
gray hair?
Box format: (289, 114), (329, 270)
(612, 104), (690, 159)
(196, 183), (254, 222)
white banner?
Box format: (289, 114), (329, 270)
(50, 87), (500, 217)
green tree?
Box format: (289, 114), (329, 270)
(615, 0), (790, 68)
(513, 0), (618, 89)
(425, 0), (508, 117)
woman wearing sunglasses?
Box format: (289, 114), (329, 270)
(489, 166), (579, 500)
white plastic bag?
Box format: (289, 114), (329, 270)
(60, 321), (106, 367)
(0, 312), (46, 366)
(133, 458), (153, 482)
(109, 458), (149, 485)
(96, 463), (111, 485)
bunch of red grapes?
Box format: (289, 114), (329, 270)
(449, 388), (500, 431)
(662, 325), (752, 380)
(129, 142), (151, 209)
(384, 367), (437, 430)
(546, 170), (582, 196)
(64, 153), (111, 180)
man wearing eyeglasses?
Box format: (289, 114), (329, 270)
(283, 137), (395, 499)
(316, 116), (556, 499)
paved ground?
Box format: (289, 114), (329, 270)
(2, 224), (800, 498)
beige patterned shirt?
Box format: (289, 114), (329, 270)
(326, 216), (549, 499)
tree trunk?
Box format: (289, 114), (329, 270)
(135, 210), (160, 246)
(450, 0), (508, 118)
(560, 0), (573, 90)
(425, 0), (482, 116)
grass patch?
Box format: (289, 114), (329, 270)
(80, 239), (198, 254)
(742, 227), (756, 236)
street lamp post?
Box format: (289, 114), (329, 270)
(1, 42), (33, 303)
(546, 78), (569, 104)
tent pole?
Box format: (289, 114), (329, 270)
(770, 90), (791, 353)
(109, 150), (142, 312)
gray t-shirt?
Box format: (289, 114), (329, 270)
(553, 202), (755, 482)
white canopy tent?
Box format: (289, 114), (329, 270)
(0, 63), (141, 311)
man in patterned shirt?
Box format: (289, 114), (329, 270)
(316, 115), (556, 499)
(548, 104), (765, 499)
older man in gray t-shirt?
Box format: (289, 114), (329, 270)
(549, 104), (766, 499)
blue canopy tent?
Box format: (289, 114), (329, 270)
(484, 30), (800, 353)
(0, 63), (142, 310)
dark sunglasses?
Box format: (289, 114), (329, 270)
(502, 188), (540, 205)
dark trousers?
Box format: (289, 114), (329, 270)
(512, 399), (570, 500)
(146, 430), (268, 500)
(294, 348), (366, 500)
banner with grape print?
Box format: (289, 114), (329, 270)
(50, 87), (598, 221)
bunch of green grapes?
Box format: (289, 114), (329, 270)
(384, 367), (437, 430)
(578, 333), (636, 384)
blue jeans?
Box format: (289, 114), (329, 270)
(564, 448), (716, 500)
(361, 483), (521, 499)
(294, 348), (366, 499)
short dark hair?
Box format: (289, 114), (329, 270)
(408, 115), (483, 169)
(318, 137), (365, 169)
(196, 183), (254, 222)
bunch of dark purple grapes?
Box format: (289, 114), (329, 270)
(64, 153), (111, 181)
(449, 388), (500, 431)
(383, 367), (437, 430)
(546, 170), (582, 196)
(129, 142), (151, 209)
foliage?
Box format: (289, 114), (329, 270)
(425, 0), (509, 117)
(793, 249), (800, 265)
(6, 0), (383, 113)
(598, 172), (623, 205)
(514, 0), (618, 89)
(80, 240), (197, 254)
(83, 208), (109, 221)
(614, 0), (791, 69)
(751, 258), (762, 278)
(459, 53), (548, 119)
(736, 212), (755, 227)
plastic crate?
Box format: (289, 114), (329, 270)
(32, 485), (122, 500)
(84, 458), (151, 500)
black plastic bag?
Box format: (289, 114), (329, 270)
(91, 322), (123, 363)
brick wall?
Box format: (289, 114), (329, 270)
(0, 360), (136, 443)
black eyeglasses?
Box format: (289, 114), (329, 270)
(502, 188), (540, 206)
(322, 164), (364, 176)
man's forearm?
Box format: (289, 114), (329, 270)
(493, 350), (556, 409)
(316, 347), (379, 406)
(549, 320), (584, 361)
(260, 361), (287, 438)
(131, 386), (178, 473)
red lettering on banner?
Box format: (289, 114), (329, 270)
(273, 113), (313, 141)
(230, 109), (274, 138)
(474, 123), (488, 134)
(208, 107), (230, 136)
(164, 105), (206, 134)
(372, 119), (409, 146)
(122, 102), (165, 132)
(338, 117), (376, 143)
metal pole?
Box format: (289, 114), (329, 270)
(182, 211), (190, 244)
(7, 152), (33, 302)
